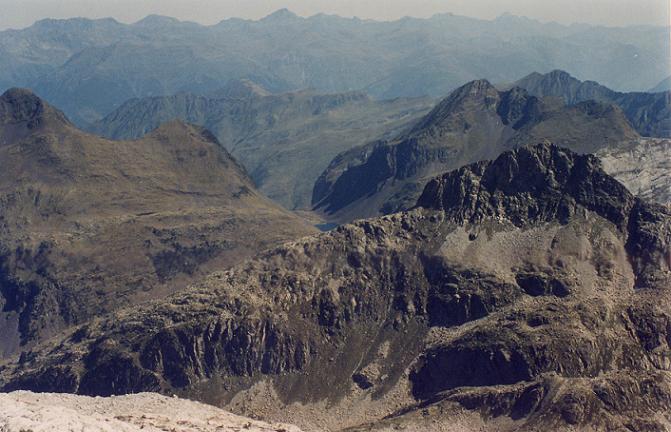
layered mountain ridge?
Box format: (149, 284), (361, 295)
(91, 83), (433, 209)
(514, 69), (671, 137)
(313, 79), (639, 223)
(1, 143), (669, 431)
(0, 11), (667, 125)
(0, 89), (316, 358)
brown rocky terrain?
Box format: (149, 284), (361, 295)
(0, 88), (316, 358)
(312, 79), (639, 223)
(1, 143), (668, 431)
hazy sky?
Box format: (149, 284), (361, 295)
(1, 0), (669, 30)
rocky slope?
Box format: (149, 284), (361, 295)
(0, 391), (304, 432)
(313, 80), (638, 223)
(514, 70), (671, 137)
(1, 143), (669, 432)
(91, 83), (433, 209)
(0, 12), (667, 125)
(596, 138), (671, 205)
(0, 88), (316, 358)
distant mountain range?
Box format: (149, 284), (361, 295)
(0, 10), (668, 125)
(313, 79), (640, 222)
(91, 81), (434, 209)
(92, 71), (669, 212)
(0, 88), (315, 358)
(514, 70), (670, 137)
(651, 76), (671, 92)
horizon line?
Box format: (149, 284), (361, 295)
(2, 7), (668, 32)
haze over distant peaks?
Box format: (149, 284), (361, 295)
(261, 8), (301, 21)
(0, 11), (667, 125)
(651, 76), (671, 92)
(515, 69), (671, 137)
(133, 14), (181, 27)
(92, 84), (433, 209)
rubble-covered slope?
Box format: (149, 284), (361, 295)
(1, 143), (669, 431)
(0, 391), (304, 432)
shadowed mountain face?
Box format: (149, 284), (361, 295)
(90, 83), (434, 210)
(514, 70), (671, 137)
(0, 89), (316, 358)
(1, 143), (669, 432)
(313, 80), (638, 223)
(0, 12), (668, 125)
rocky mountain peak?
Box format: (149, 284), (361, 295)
(408, 79), (499, 135)
(545, 69), (578, 83)
(445, 79), (498, 104)
(417, 142), (634, 228)
(1, 88), (47, 123)
(0, 88), (70, 144)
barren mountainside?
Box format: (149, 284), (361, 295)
(0, 88), (316, 359)
(514, 70), (671, 137)
(91, 83), (434, 209)
(313, 80), (639, 223)
(1, 143), (669, 432)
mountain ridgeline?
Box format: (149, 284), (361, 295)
(0, 89), (316, 358)
(0, 10), (668, 431)
(91, 82), (434, 209)
(0, 11), (668, 125)
(1, 143), (669, 432)
(514, 70), (671, 137)
(313, 79), (639, 223)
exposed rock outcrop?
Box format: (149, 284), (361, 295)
(0, 89), (316, 358)
(596, 138), (671, 205)
(313, 79), (638, 223)
(1, 143), (669, 431)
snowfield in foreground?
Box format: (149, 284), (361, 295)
(0, 391), (304, 432)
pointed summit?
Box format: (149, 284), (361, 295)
(262, 8), (300, 22)
(455, 78), (497, 94)
(408, 79), (499, 135)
